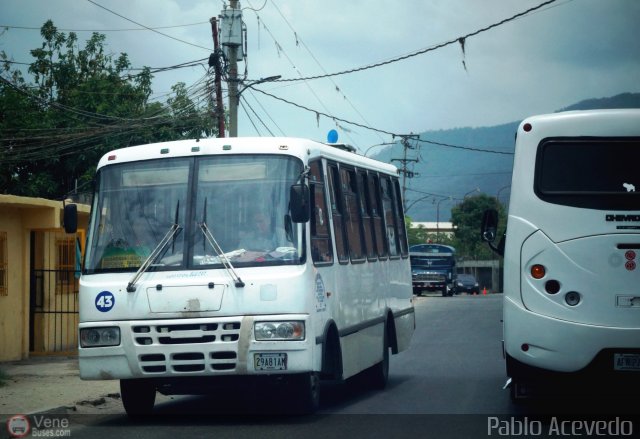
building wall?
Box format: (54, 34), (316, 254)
(0, 209), (26, 361)
(0, 195), (89, 361)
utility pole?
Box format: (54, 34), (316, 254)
(227, 0), (239, 137)
(209, 17), (225, 137)
(391, 135), (420, 210)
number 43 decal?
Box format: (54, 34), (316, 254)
(95, 291), (115, 312)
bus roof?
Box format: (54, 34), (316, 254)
(96, 137), (400, 176)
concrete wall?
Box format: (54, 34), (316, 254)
(0, 195), (89, 361)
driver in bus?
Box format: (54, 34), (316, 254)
(239, 212), (277, 252)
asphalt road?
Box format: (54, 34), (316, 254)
(40, 295), (639, 439)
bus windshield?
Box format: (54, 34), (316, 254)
(84, 155), (304, 273)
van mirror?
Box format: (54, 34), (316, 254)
(63, 203), (78, 234)
(290, 183), (310, 223)
(481, 209), (498, 242)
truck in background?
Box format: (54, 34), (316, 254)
(409, 244), (456, 296)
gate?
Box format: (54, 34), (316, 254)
(29, 229), (83, 354)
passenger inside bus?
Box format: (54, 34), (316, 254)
(238, 212), (277, 251)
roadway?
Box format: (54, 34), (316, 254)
(61, 295), (639, 438)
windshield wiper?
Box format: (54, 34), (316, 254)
(199, 199), (245, 288)
(127, 201), (182, 293)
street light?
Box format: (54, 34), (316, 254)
(238, 75), (282, 98)
(436, 196), (452, 241)
(405, 194), (432, 214)
(463, 187), (480, 200)
(364, 142), (396, 157)
(496, 185), (511, 205)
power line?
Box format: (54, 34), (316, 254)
(0, 22), (209, 32)
(85, 0), (211, 51)
(244, 1), (365, 150)
(251, 87), (395, 137)
(251, 87), (514, 155)
(245, 89), (286, 136)
(240, 96), (274, 136)
(266, 0), (385, 145)
(264, 0), (559, 83)
(415, 138), (513, 155)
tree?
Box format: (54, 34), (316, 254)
(406, 216), (457, 247)
(450, 193), (506, 261)
(0, 20), (216, 199)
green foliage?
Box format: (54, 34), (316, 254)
(450, 193), (506, 260)
(0, 20), (217, 199)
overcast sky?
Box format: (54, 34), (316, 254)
(2, 0), (639, 153)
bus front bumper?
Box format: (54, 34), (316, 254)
(78, 315), (315, 380)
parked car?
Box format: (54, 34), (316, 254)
(453, 274), (480, 295)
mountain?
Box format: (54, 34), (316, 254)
(372, 92), (640, 221)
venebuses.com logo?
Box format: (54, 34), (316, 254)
(6, 414), (71, 438)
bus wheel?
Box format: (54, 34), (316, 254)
(367, 328), (390, 389)
(292, 372), (320, 414)
(120, 379), (156, 417)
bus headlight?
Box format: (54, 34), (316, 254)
(254, 321), (305, 341)
(80, 327), (121, 347)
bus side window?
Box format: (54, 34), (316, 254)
(392, 178), (409, 257)
(358, 170), (376, 262)
(328, 163), (349, 264)
(369, 173), (387, 260)
(309, 161), (333, 265)
(381, 176), (399, 257)
(341, 167), (365, 262)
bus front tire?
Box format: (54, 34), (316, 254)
(120, 378), (156, 417)
(292, 372), (320, 414)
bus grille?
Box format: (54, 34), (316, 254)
(414, 273), (445, 282)
(132, 321), (241, 374)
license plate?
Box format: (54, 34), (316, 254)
(614, 353), (640, 371)
(254, 353), (287, 371)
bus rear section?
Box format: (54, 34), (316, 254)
(482, 109), (640, 399)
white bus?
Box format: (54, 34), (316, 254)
(64, 137), (414, 415)
(481, 109), (640, 399)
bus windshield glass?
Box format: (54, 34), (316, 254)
(84, 155), (304, 273)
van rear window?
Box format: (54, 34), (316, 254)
(534, 138), (640, 210)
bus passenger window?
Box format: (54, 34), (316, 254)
(341, 167), (365, 262)
(309, 161), (333, 264)
(369, 174), (387, 259)
(381, 177), (399, 257)
(328, 163), (349, 264)
(358, 171), (376, 261)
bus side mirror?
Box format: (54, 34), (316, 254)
(290, 183), (310, 223)
(480, 209), (498, 243)
(64, 203), (78, 234)
(481, 208), (505, 256)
